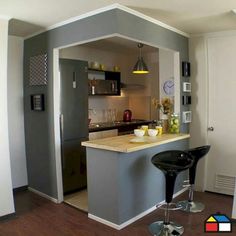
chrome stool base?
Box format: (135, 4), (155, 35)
(176, 200), (205, 213)
(149, 221), (184, 236)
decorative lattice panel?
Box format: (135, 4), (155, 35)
(29, 53), (48, 86)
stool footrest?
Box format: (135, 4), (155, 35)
(149, 221), (184, 236)
(183, 184), (191, 187)
(176, 200), (205, 213)
(182, 179), (191, 188)
(156, 202), (182, 211)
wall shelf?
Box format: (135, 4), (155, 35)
(88, 68), (121, 96)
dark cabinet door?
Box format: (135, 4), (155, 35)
(60, 59), (88, 140)
(61, 138), (87, 194)
(104, 71), (121, 95)
(88, 70), (121, 96)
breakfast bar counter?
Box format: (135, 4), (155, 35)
(82, 133), (190, 229)
(82, 133), (190, 153)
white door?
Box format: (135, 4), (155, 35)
(206, 35), (236, 195)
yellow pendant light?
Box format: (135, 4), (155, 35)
(133, 43), (149, 74)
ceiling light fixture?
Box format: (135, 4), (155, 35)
(133, 43), (149, 74)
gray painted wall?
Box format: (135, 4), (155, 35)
(87, 139), (188, 225)
(24, 8), (189, 199)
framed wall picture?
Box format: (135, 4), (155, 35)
(183, 82), (191, 92)
(182, 61), (191, 77)
(31, 94), (45, 111)
(182, 95), (191, 105)
(182, 111), (192, 123)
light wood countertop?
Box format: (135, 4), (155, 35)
(82, 133), (190, 153)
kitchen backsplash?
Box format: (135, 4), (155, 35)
(88, 96), (152, 123)
(89, 96), (128, 123)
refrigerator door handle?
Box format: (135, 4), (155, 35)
(73, 71), (77, 88)
(60, 114), (64, 138)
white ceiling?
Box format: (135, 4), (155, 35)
(81, 37), (158, 54)
(2, 0), (236, 37)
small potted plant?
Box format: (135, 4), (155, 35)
(152, 97), (174, 133)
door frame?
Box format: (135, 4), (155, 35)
(53, 33), (180, 203)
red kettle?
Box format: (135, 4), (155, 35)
(123, 109), (132, 122)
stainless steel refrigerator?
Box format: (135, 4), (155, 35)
(59, 59), (88, 194)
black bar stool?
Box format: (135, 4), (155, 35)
(149, 150), (193, 236)
(176, 145), (211, 213)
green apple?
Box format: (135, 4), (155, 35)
(174, 119), (179, 125)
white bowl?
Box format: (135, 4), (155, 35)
(134, 129), (145, 137)
(148, 129), (158, 137)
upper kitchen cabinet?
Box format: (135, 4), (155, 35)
(88, 68), (121, 96)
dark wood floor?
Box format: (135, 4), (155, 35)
(0, 190), (235, 236)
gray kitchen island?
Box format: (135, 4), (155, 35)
(82, 133), (190, 229)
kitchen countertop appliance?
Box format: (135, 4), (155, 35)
(123, 109), (132, 122)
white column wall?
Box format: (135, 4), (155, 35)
(189, 33), (236, 219)
(0, 18), (15, 216)
(8, 36), (28, 188)
(159, 49), (174, 100)
(189, 36), (208, 191)
(159, 49), (177, 118)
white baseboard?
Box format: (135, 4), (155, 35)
(88, 214), (122, 230)
(88, 187), (188, 230)
(28, 187), (59, 203)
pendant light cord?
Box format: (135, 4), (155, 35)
(138, 43), (143, 58)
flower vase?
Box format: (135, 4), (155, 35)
(160, 114), (170, 133)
